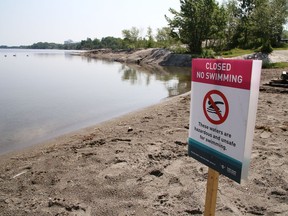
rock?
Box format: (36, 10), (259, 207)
(260, 131), (272, 139)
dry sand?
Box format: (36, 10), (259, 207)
(0, 67), (287, 215)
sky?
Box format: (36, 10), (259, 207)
(0, 0), (181, 46)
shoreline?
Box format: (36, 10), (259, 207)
(80, 48), (193, 67)
(0, 92), (188, 160)
(80, 48), (288, 68)
(0, 68), (287, 215)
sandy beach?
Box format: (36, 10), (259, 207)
(0, 64), (287, 215)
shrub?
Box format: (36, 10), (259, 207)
(200, 49), (215, 58)
(259, 41), (273, 54)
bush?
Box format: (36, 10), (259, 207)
(200, 49), (215, 58)
(259, 41), (273, 54)
(169, 44), (189, 54)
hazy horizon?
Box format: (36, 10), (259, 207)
(0, 0), (181, 47)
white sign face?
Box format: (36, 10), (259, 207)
(188, 59), (262, 183)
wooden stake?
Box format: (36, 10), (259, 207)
(204, 168), (219, 216)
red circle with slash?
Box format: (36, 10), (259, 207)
(203, 90), (229, 125)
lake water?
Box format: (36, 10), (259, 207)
(0, 49), (191, 155)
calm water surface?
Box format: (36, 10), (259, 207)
(0, 49), (190, 154)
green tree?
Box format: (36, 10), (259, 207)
(80, 37), (93, 49)
(155, 27), (175, 48)
(101, 36), (123, 49)
(122, 27), (140, 48)
(29, 42), (62, 49)
(92, 38), (101, 49)
(146, 26), (154, 48)
(166, 0), (222, 54)
(206, 4), (228, 51)
(269, 0), (288, 46)
(225, 0), (240, 49)
(231, 0), (256, 48)
(251, 0), (273, 51)
(229, 0), (288, 50)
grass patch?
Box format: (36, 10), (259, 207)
(262, 62), (288, 69)
(219, 47), (288, 57)
(220, 48), (255, 58)
(273, 47), (288, 51)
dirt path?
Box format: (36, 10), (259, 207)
(270, 50), (288, 63)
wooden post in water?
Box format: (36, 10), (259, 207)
(204, 168), (219, 216)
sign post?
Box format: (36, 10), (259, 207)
(204, 168), (219, 216)
(188, 59), (262, 214)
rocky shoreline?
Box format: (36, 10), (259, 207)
(81, 48), (192, 67)
(81, 48), (288, 67)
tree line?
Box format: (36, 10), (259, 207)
(21, 26), (177, 51)
(166, 0), (288, 54)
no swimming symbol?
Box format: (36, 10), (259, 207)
(203, 90), (229, 125)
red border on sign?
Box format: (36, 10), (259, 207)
(203, 90), (229, 125)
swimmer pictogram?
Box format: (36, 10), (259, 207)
(203, 90), (229, 125)
(207, 100), (224, 114)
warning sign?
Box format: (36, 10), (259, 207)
(188, 59), (262, 183)
(203, 90), (229, 125)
